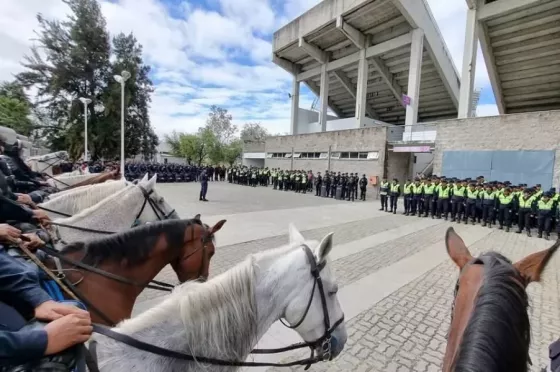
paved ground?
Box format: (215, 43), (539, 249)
(134, 181), (560, 371)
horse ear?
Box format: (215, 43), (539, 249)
(445, 227), (473, 269)
(147, 174), (157, 189)
(316, 232), (334, 264)
(141, 173), (149, 183)
(289, 223), (305, 244)
(194, 213), (201, 220)
(210, 219), (226, 234)
(514, 240), (560, 285)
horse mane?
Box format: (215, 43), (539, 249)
(454, 251), (530, 372)
(61, 219), (202, 266)
(113, 242), (306, 357)
(41, 180), (126, 214)
(114, 248), (259, 363)
(66, 171), (119, 189)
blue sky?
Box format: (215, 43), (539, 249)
(0, 0), (499, 136)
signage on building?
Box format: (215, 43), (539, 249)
(402, 94), (411, 106)
(393, 146), (431, 153)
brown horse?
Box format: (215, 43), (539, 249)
(443, 227), (559, 372)
(43, 217), (226, 325)
(62, 170), (121, 190)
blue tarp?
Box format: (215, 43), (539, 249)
(442, 150), (555, 189)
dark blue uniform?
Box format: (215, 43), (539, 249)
(0, 249), (52, 364)
(199, 171), (208, 201)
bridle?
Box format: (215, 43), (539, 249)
(37, 221), (213, 326)
(47, 184), (176, 237)
(86, 244), (345, 369)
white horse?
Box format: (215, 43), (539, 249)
(92, 225), (347, 371)
(51, 174), (178, 245)
(46, 173), (100, 189)
(27, 151), (68, 176)
(39, 179), (129, 219)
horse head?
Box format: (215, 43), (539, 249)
(281, 224), (347, 360)
(170, 216), (227, 283)
(136, 173), (179, 223)
(443, 227), (559, 372)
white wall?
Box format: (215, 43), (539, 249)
(243, 158), (265, 167)
(412, 152), (433, 176)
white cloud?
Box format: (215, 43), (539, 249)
(0, 0), (496, 138)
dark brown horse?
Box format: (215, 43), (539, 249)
(62, 170), (121, 190)
(43, 218), (226, 325)
(443, 227), (559, 372)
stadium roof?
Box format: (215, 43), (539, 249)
(272, 0), (461, 125)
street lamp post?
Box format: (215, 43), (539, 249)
(78, 97), (92, 162)
(113, 70), (131, 178)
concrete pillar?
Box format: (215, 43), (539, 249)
(405, 29), (424, 130)
(355, 48), (368, 127)
(458, 7), (479, 118)
(319, 63), (329, 132)
(290, 78), (300, 135)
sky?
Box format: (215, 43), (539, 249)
(0, 0), (499, 136)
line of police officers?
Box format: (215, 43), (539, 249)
(227, 167), (369, 201)
(379, 175), (559, 240)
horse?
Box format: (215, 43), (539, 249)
(46, 172), (112, 189)
(39, 179), (129, 219)
(51, 174), (178, 246)
(92, 224), (347, 371)
(56, 170), (120, 190)
(27, 151), (68, 176)
(44, 218), (226, 325)
(443, 227), (559, 372)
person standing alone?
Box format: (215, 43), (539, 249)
(199, 169), (209, 202)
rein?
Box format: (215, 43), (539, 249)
(87, 244), (345, 368)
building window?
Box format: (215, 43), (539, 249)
(266, 153), (273, 158)
(293, 153), (301, 158)
(329, 151), (379, 160)
(319, 152), (328, 159)
(297, 152), (322, 159)
(285, 153), (293, 158)
(367, 151), (379, 160)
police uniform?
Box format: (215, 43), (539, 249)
(379, 179), (389, 211)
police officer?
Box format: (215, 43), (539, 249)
(199, 169), (209, 202)
(379, 177), (389, 211)
(389, 179), (400, 214)
(436, 179), (450, 220)
(451, 180), (466, 222)
(403, 179), (413, 215)
(359, 174), (368, 201)
(324, 171), (331, 197)
(481, 184), (496, 228)
(497, 187), (514, 232)
(537, 192), (554, 239)
(315, 172), (322, 196)
(465, 183), (479, 225)
(516, 188), (535, 237)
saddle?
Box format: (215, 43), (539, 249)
(0, 321), (83, 372)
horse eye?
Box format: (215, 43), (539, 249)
(328, 285), (339, 296)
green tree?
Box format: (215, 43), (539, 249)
(0, 82), (34, 136)
(205, 105), (237, 145)
(240, 122), (269, 142)
(222, 139), (243, 166)
(107, 33), (157, 159)
(17, 0), (112, 159)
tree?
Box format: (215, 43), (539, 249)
(0, 82), (34, 136)
(16, 0), (158, 160)
(17, 0), (112, 159)
(240, 122), (269, 142)
(165, 129), (219, 166)
(222, 139), (243, 166)
(205, 105), (237, 145)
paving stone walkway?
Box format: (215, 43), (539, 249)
(134, 182), (560, 371)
